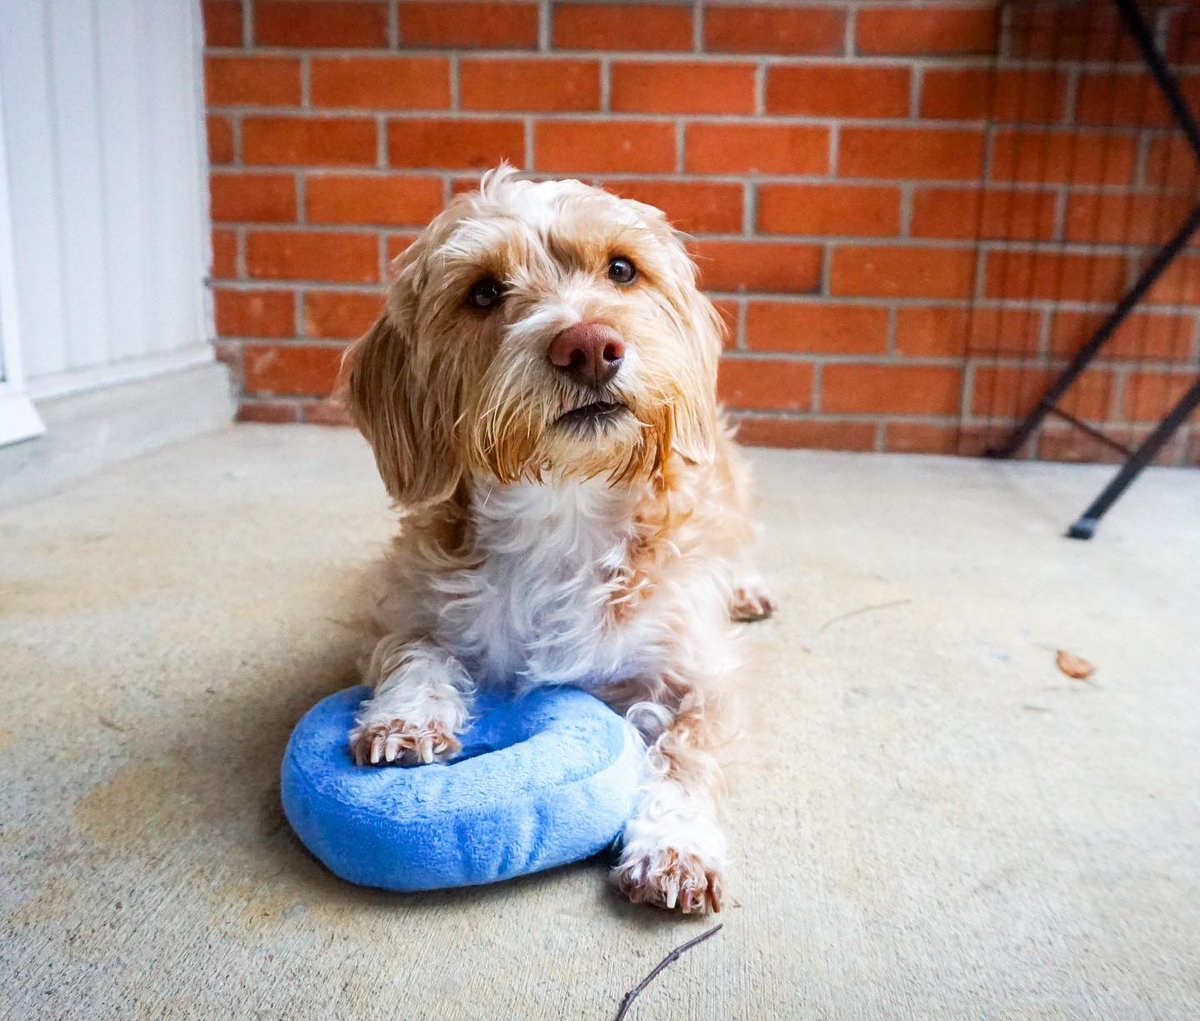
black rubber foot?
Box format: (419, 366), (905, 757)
(1066, 517), (1098, 540)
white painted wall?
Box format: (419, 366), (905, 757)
(0, 0), (212, 405)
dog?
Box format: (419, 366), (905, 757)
(339, 166), (773, 914)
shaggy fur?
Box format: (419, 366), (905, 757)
(339, 167), (773, 914)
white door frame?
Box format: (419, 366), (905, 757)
(0, 71), (45, 447)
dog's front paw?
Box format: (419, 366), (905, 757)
(615, 846), (724, 914)
(731, 576), (775, 622)
(349, 718), (462, 766)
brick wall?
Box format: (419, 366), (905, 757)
(203, 0), (1200, 464)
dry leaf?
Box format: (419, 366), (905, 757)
(1056, 649), (1095, 680)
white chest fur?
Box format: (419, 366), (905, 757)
(430, 476), (644, 688)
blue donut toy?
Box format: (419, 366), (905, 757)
(281, 685), (642, 891)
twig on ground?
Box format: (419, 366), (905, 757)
(818, 598), (912, 634)
(614, 923), (723, 1021)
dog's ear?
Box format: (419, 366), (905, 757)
(339, 279), (462, 507)
(669, 289), (721, 466)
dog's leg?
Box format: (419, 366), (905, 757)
(349, 636), (473, 766)
(731, 571), (775, 622)
(615, 689), (728, 914)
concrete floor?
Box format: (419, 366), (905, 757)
(1, 425), (1198, 1020)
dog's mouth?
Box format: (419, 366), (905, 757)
(554, 400), (630, 430)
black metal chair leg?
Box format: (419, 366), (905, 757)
(986, 0), (1200, 541)
(1067, 377), (1200, 539)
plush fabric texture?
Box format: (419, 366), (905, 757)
(281, 685), (642, 892)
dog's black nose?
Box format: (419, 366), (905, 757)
(548, 321), (625, 388)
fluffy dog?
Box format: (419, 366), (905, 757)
(340, 166), (773, 914)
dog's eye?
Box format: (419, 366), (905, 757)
(608, 257), (637, 285)
(467, 277), (505, 311)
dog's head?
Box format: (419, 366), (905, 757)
(341, 166), (722, 506)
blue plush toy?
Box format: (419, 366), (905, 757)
(281, 685), (642, 891)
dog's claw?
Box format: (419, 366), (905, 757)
(731, 577), (775, 622)
(349, 719), (461, 768)
(383, 732), (403, 762)
(616, 847), (724, 915)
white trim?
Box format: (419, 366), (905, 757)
(0, 362), (232, 510)
(26, 343), (215, 401)
(187, 0), (216, 346)
(0, 393), (45, 446)
(0, 67), (45, 446)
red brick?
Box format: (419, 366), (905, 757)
(244, 344), (343, 396)
(1169, 9), (1200, 66)
(553, 4), (693, 51)
(1009, 6), (1137, 61)
(823, 364), (964, 415)
(691, 240), (822, 293)
(703, 6), (845, 55)
(985, 250), (1127, 302)
(214, 289), (296, 338)
(311, 57), (451, 110)
(242, 117), (377, 166)
(1034, 428), (1131, 465)
(972, 366), (1113, 421)
(711, 298), (739, 346)
(1144, 136), (1199, 190)
(386, 233), (420, 262)
(1064, 192), (1198, 246)
(920, 68), (1066, 123)
(831, 246), (976, 299)
(839, 127), (985, 181)
(1050, 310), (1196, 361)
(245, 231), (378, 283)
(718, 359), (814, 411)
(203, 0), (243, 47)
(535, 121), (675, 173)
(685, 123), (829, 175)
(1123, 373), (1200, 422)
(611, 62), (756, 115)
(1143, 255), (1200, 306)
(757, 183), (901, 237)
(897, 306), (1041, 358)
(966, 306), (1043, 356)
(210, 173), (297, 223)
(460, 59), (600, 112)
(732, 417), (876, 451)
(745, 301), (889, 354)
(1074, 72), (1200, 128)
(207, 115), (234, 165)
(398, 1), (539, 48)
(767, 65), (910, 118)
(990, 129), (1137, 186)
(895, 306), (968, 358)
(205, 56), (301, 108)
(212, 229), (238, 278)
(255, 2), (389, 48)
(883, 423), (961, 455)
(388, 118), (525, 169)
(910, 187), (1058, 241)
(303, 400), (353, 426)
(304, 291), (383, 339)
(306, 174), (443, 226)
(857, 5), (996, 55)
(602, 180), (743, 234)
(238, 399), (300, 423)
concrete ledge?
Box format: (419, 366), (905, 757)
(0, 361), (234, 509)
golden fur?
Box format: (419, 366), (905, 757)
(339, 167), (773, 914)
